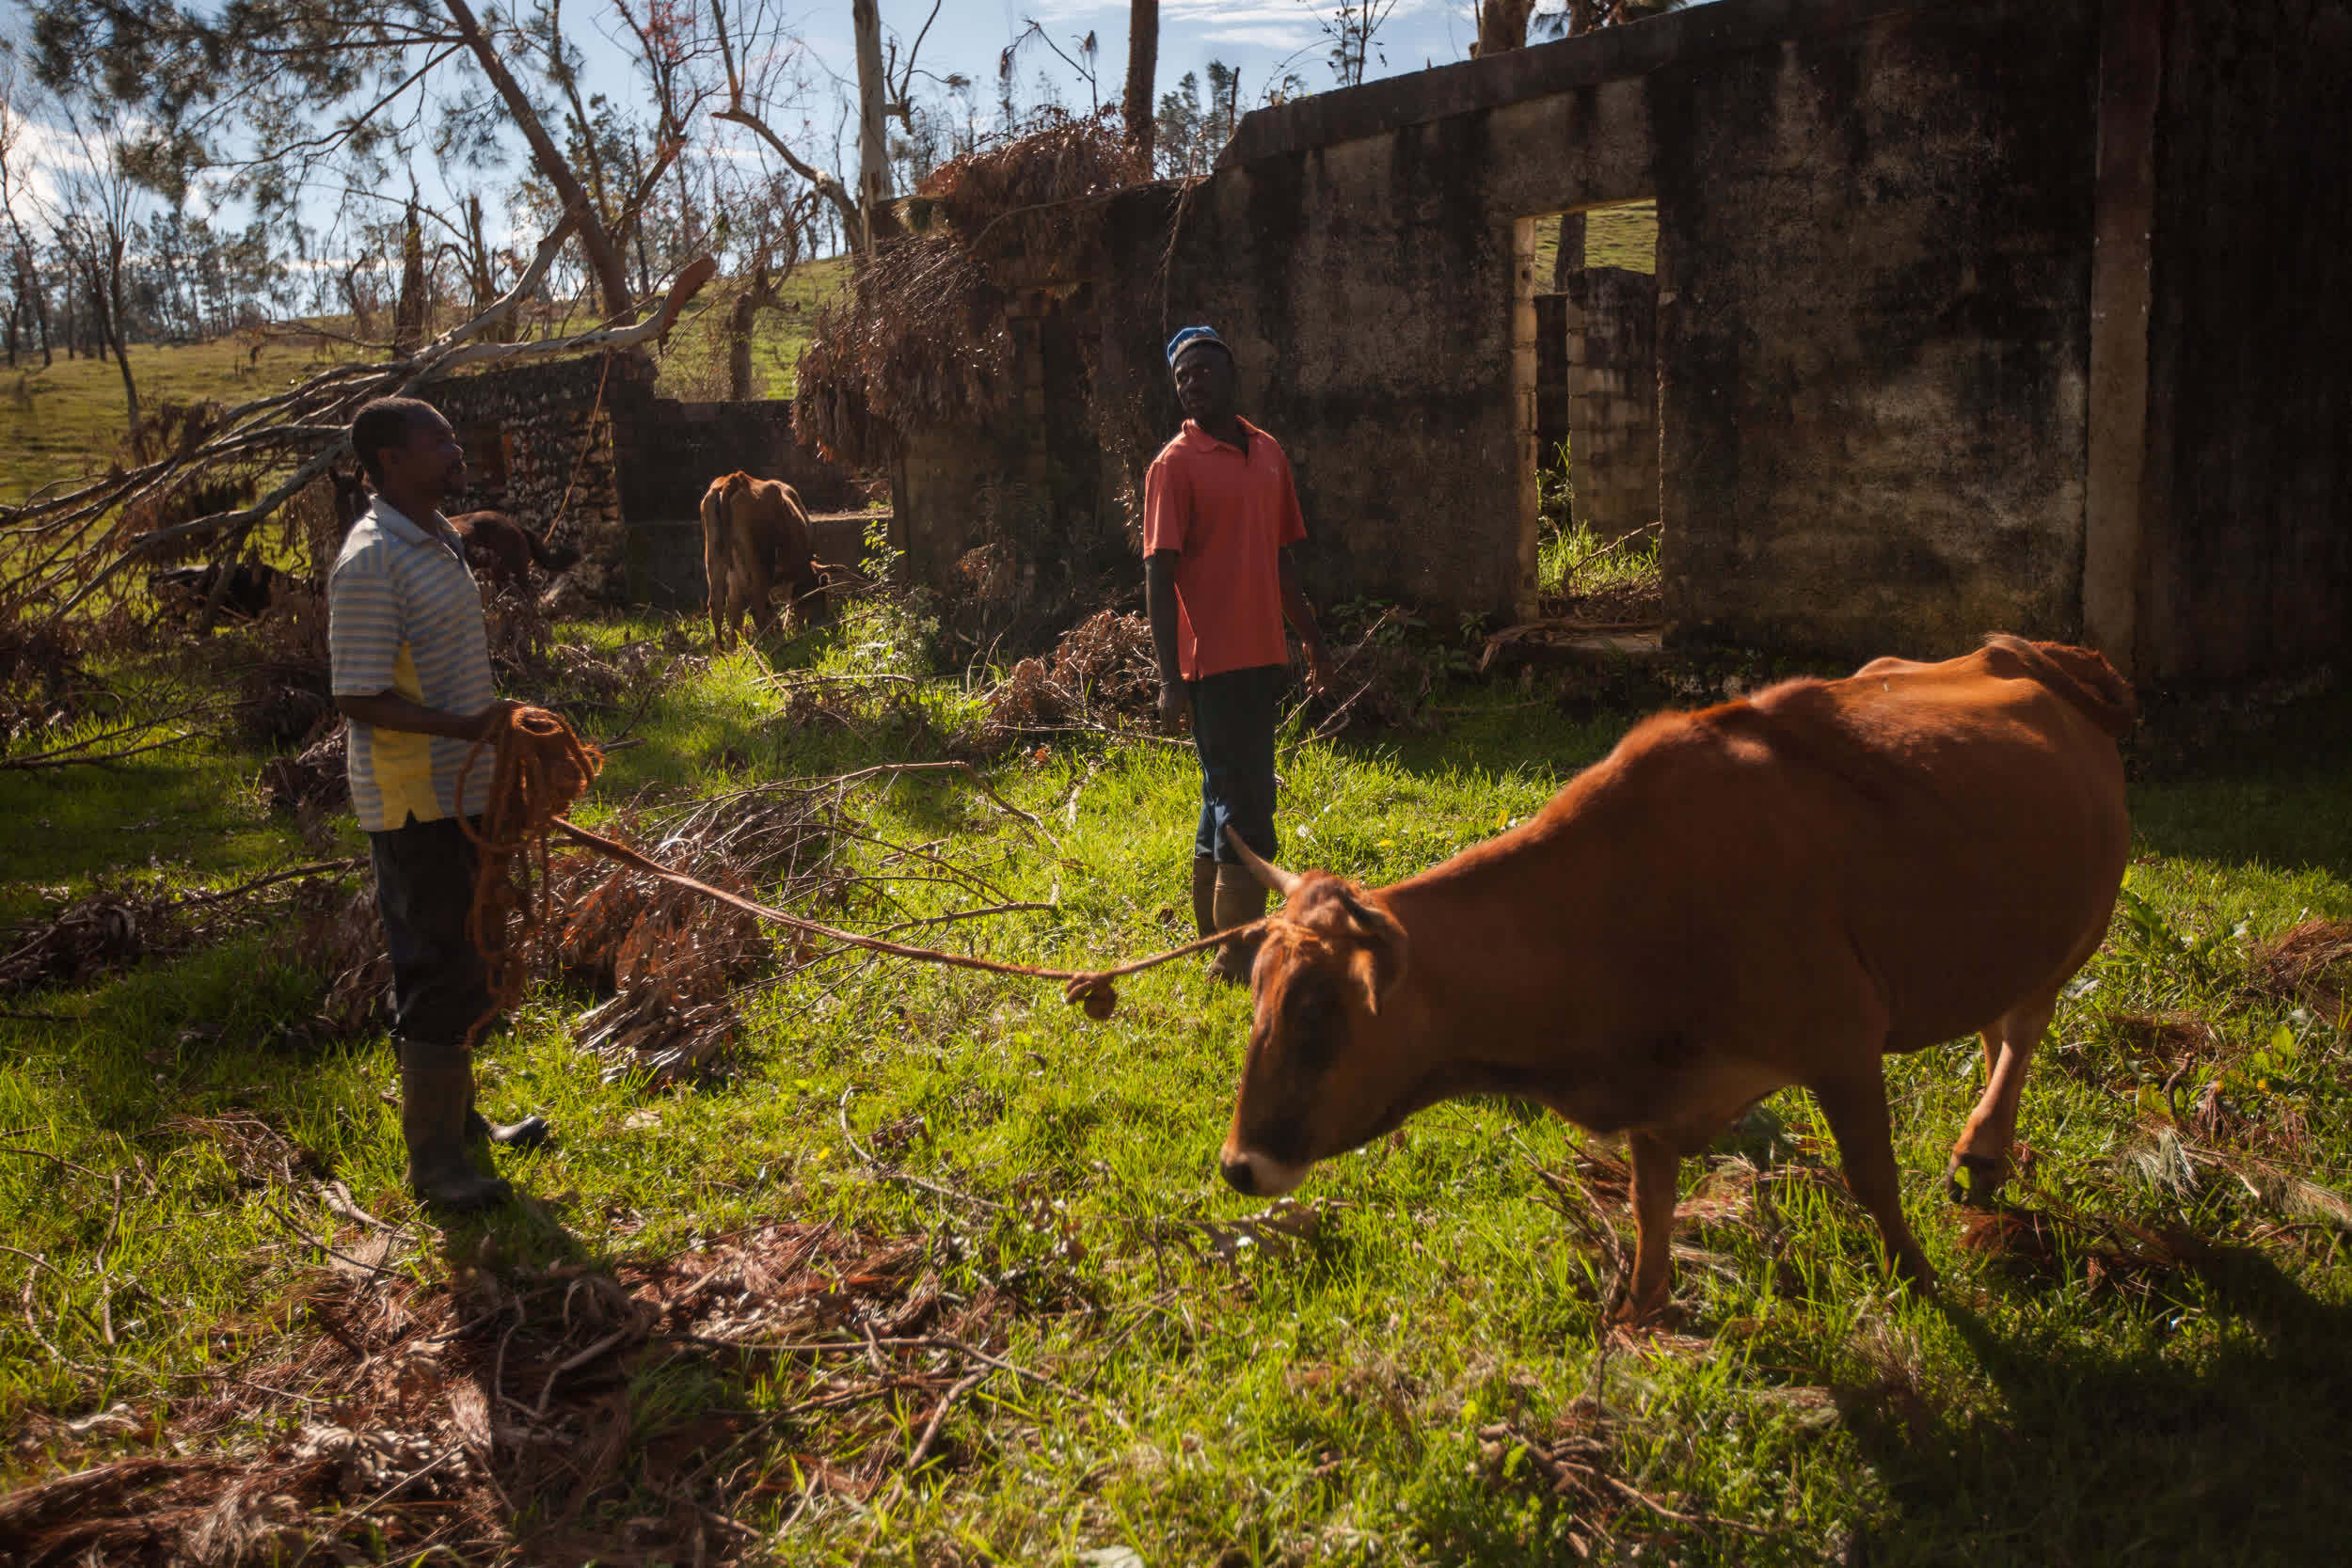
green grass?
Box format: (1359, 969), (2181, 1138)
(1, 332), (373, 502)
(648, 257), (852, 403)
(1534, 200), (1658, 282)
(4, 608), (2351, 1564)
(0, 259), (852, 505)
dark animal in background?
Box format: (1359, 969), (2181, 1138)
(446, 511), (582, 595)
(328, 468), (579, 594)
(147, 562), (294, 623)
(699, 471), (823, 651)
(1215, 635), (2134, 1322)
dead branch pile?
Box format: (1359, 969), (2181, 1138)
(1957, 1207), (2211, 1301)
(984, 610), (1158, 732)
(793, 113), (1145, 470)
(548, 791), (842, 1086)
(0, 1212), (1031, 1566)
(919, 107), (1144, 255)
(0, 621), (87, 745)
(0, 863), (361, 999)
(2249, 920), (2352, 1019)
(792, 238), (1011, 467)
(284, 885), (392, 1038)
(256, 727), (349, 818)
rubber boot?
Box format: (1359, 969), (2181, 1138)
(1191, 855), (1219, 941)
(1208, 863), (1270, 986)
(463, 1078), (551, 1150)
(398, 1038), (513, 1212)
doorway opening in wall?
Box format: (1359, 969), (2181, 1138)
(1515, 198), (1661, 631)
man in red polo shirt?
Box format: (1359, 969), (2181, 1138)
(1144, 325), (1332, 981)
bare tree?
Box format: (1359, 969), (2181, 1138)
(0, 65), (55, 369)
(706, 0), (941, 261)
(1124, 1), (1159, 163)
(28, 0), (699, 325)
(41, 109), (147, 437)
(1311, 0), (1402, 87)
(1473, 0), (1537, 55)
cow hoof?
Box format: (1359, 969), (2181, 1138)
(1945, 1152), (2008, 1208)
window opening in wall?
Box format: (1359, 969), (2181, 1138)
(1513, 199), (1661, 633)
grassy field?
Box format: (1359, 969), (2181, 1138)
(0, 258), (850, 503)
(1534, 202), (1658, 281)
(3, 586), (2349, 1563)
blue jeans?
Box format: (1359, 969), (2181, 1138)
(369, 814), (492, 1048)
(1190, 664), (1285, 863)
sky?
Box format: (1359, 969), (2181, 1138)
(813, 1), (1487, 119)
(0, 1), (1504, 262)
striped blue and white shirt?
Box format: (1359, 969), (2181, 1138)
(327, 499), (497, 832)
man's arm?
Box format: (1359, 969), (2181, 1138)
(1279, 547), (1331, 694)
(1144, 549), (1188, 730)
(336, 691), (516, 741)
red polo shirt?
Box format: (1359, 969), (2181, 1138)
(1141, 419), (1309, 680)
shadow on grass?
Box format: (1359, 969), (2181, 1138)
(1848, 1248), (2352, 1565)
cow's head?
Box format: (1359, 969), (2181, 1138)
(1217, 828), (1417, 1198)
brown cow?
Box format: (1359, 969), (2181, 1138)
(447, 511), (581, 595)
(1216, 635), (2133, 1320)
(700, 471), (822, 651)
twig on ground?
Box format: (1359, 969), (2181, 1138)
(838, 1087), (1004, 1212)
(905, 1367), (991, 1472)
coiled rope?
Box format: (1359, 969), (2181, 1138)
(458, 706), (1259, 1033)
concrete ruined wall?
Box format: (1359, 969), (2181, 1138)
(899, 0), (2345, 677)
(432, 352), (642, 598)
(1562, 265), (1659, 540)
(2132, 0), (2352, 681)
(1082, 0), (2104, 653)
(1652, 0), (2099, 655)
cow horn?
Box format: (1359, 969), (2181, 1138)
(1222, 824), (1300, 897)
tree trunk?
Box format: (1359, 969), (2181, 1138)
(439, 0), (636, 321)
(30, 257), (50, 367)
(851, 0), (897, 254)
(1552, 212), (1585, 290)
(393, 199), (427, 355)
(1123, 0), (1158, 164)
(1475, 0), (1537, 55)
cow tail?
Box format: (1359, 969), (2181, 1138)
(1983, 633), (2137, 739)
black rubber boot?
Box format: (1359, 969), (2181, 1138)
(398, 1038), (513, 1212)
(463, 1079), (551, 1150)
(1192, 855), (1219, 941)
(1208, 863), (1270, 986)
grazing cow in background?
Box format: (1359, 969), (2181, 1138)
(699, 471), (823, 651)
(1216, 635), (2134, 1321)
(147, 562), (294, 623)
(447, 510), (582, 595)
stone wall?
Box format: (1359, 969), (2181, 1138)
(428, 350), (860, 610)
(889, 0), (2346, 677)
(1074, 0), (2103, 654)
(2126, 0), (2352, 680)
(431, 351), (643, 599)
(1562, 265), (1659, 539)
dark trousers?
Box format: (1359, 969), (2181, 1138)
(369, 814), (491, 1049)
(1190, 664), (1285, 863)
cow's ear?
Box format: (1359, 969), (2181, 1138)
(1336, 886), (1408, 1014)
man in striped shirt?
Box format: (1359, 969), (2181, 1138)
(329, 396), (546, 1211)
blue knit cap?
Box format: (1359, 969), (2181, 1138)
(1165, 325), (1231, 368)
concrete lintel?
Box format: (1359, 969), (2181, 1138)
(2082, 0), (2163, 679)
(1217, 0), (1933, 169)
